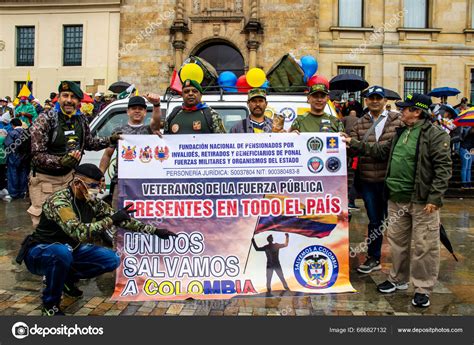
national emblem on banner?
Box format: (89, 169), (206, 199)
(121, 145), (137, 161)
(139, 146), (153, 163)
(154, 146), (170, 162)
(294, 245), (339, 289)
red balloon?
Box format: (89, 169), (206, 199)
(235, 75), (251, 93)
(307, 75), (329, 89)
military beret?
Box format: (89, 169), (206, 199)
(248, 88), (267, 101)
(58, 81), (83, 100)
(182, 79), (203, 94)
(74, 163), (104, 181)
(308, 83), (329, 96)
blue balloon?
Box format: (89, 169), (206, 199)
(261, 80), (269, 89)
(218, 71), (237, 91)
(301, 55), (318, 81)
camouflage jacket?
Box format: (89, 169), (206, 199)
(163, 106), (226, 134)
(32, 187), (156, 246)
(31, 108), (111, 173)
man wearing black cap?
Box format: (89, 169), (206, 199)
(342, 93), (452, 308)
(230, 88), (273, 133)
(164, 79), (226, 134)
(28, 81), (121, 227)
(100, 94), (162, 208)
(349, 86), (402, 274)
(290, 83), (344, 133)
(18, 163), (176, 315)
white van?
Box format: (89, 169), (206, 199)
(82, 92), (337, 186)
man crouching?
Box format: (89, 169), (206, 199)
(17, 163), (176, 315)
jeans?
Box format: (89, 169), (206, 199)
(7, 159), (29, 198)
(460, 147), (473, 186)
(360, 182), (387, 261)
(24, 243), (120, 305)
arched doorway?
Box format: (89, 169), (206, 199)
(194, 41), (245, 77)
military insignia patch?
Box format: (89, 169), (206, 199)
(193, 121), (202, 131)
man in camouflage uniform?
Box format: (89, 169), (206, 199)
(290, 83), (344, 133)
(28, 81), (121, 227)
(163, 79), (226, 134)
(19, 164), (176, 315)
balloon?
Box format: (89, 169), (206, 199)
(235, 75), (251, 93)
(301, 55), (318, 80)
(218, 71), (237, 92)
(261, 80), (270, 89)
(179, 63), (204, 83)
(307, 74), (329, 89)
(246, 68), (266, 88)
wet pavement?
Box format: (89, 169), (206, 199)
(0, 197), (472, 316)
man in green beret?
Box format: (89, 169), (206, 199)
(27, 81), (121, 227)
(163, 79), (226, 134)
(230, 88), (273, 133)
(290, 83), (344, 133)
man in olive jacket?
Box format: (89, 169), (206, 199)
(342, 93), (452, 308)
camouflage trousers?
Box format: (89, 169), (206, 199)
(27, 171), (74, 227)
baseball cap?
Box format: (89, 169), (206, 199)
(308, 83), (329, 96)
(128, 96), (147, 109)
(395, 93), (432, 111)
(248, 88), (267, 101)
(364, 85), (385, 98)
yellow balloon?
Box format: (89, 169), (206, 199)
(246, 68), (266, 87)
(180, 63), (204, 84)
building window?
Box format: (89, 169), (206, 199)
(404, 67), (431, 98)
(194, 42), (244, 77)
(470, 69), (474, 104)
(63, 25), (83, 66)
(15, 81), (33, 97)
(337, 66), (365, 102)
(338, 0), (363, 27)
(16, 26), (35, 66)
(404, 0), (428, 28)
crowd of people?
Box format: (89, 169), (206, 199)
(0, 78), (472, 315)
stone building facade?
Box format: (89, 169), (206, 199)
(119, 0), (474, 102)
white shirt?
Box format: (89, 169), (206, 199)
(369, 110), (388, 142)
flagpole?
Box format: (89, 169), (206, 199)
(243, 215), (260, 274)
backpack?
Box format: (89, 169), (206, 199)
(166, 107), (214, 133)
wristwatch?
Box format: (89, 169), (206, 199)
(152, 103), (161, 107)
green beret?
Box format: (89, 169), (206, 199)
(248, 88), (267, 101)
(182, 79), (203, 94)
(58, 81), (83, 100)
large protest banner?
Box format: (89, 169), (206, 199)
(112, 133), (355, 301)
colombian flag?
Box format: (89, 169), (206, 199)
(254, 195), (338, 238)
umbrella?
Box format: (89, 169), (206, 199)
(439, 223), (458, 261)
(329, 74), (369, 92)
(108, 81), (131, 94)
(427, 87), (460, 98)
(329, 90), (344, 101)
(453, 106), (474, 127)
(361, 88), (401, 100)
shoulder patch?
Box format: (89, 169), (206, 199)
(58, 207), (76, 223)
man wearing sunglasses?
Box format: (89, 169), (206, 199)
(17, 163), (177, 315)
(342, 93), (451, 308)
(349, 86), (402, 275)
